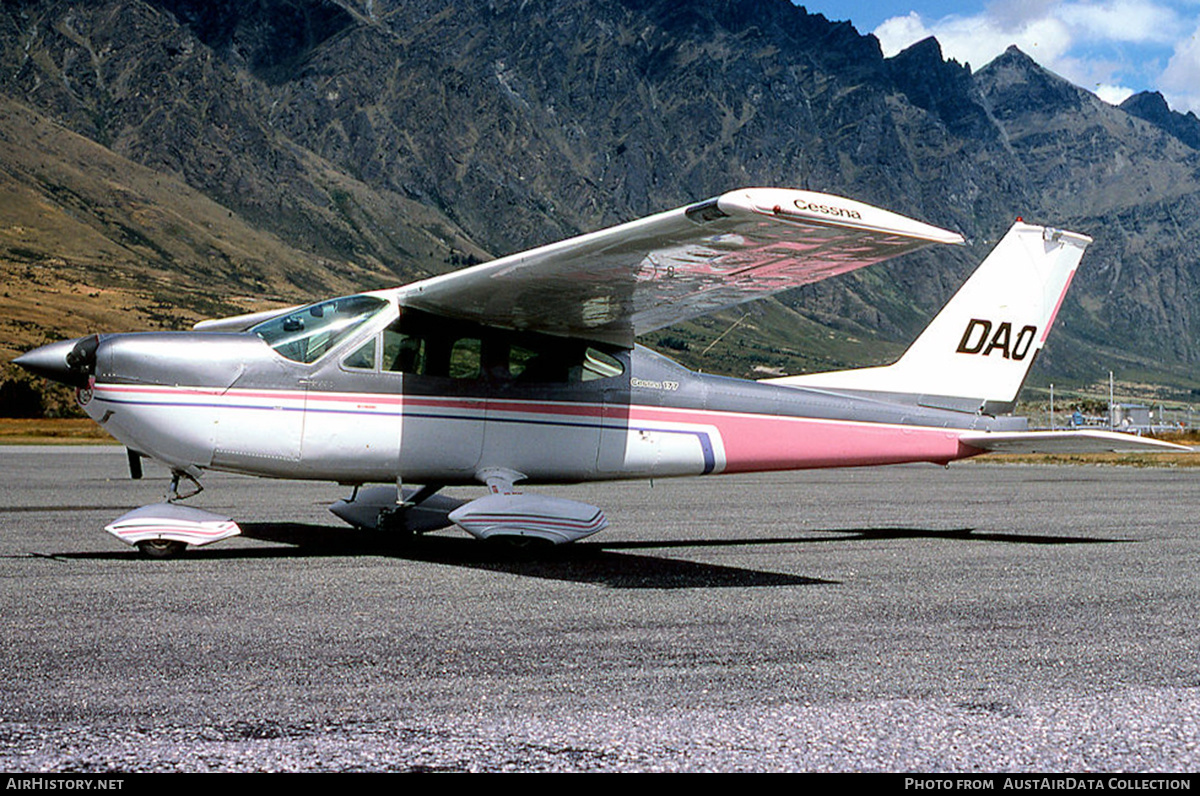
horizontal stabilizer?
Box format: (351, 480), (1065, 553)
(960, 430), (1191, 455)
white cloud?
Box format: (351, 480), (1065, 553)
(874, 9), (1073, 69)
(1094, 83), (1136, 104)
(1055, 0), (1180, 44)
(1161, 23), (1200, 113)
(873, 0), (1200, 112)
(874, 11), (929, 56)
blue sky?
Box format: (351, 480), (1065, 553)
(794, 0), (1200, 114)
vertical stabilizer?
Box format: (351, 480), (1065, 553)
(765, 222), (1091, 412)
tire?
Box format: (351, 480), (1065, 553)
(136, 539), (187, 559)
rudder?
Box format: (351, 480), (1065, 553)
(764, 222), (1091, 412)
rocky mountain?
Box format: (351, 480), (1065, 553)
(2, 0), (1199, 411)
(1121, 91), (1200, 152)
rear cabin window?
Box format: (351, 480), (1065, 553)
(581, 348), (623, 381)
(351, 309), (624, 384)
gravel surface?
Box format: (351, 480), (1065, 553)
(2, 447), (1198, 772)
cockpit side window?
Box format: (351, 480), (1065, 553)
(383, 327), (426, 374)
(343, 336), (378, 370)
(253, 295), (389, 364)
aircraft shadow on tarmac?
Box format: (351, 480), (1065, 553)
(25, 521), (1128, 588)
(240, 523), (837, 588)
(802, 527), (1129, 545)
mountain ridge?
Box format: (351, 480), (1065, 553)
(3, 0), (1199, 413)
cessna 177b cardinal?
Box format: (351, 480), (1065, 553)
(14, 188), (1185, 557)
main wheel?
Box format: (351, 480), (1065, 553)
(376, 507), (415, 539)
(136, 539), (187, 559)
(485, 535), (555, 555)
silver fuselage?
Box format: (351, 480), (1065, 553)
(78, 307), (1022, 486)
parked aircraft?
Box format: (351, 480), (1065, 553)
(14, 188), (1185, 557)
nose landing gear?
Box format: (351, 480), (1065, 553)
(167, 470), (204, 502)
(136, 539), (188, 559)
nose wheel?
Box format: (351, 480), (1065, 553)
(136, 539), (187, 559)
(107, 504), (239, 558)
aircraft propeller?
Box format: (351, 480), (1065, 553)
(13, 335), (98, 389)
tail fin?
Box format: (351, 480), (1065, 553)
(764, 221), (1091, 413)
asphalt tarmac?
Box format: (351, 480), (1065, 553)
(1, 445), (1198, 772)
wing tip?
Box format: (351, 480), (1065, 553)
(717, 187), (964, 246)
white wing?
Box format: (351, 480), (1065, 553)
(396, 188), (963, 346)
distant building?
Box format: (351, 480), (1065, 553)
(1111, 403), (1152, 433)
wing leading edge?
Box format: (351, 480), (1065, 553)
(396, 188), (964, 346)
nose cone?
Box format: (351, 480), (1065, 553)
(13, 336), (99, 388)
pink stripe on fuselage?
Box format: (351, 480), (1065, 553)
(629, 404), (980, 471)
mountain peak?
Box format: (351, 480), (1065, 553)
(886, 36), (992, 138)
(3, 0), (1200, 389)
(891, 36), (947, 68)
(989, 45), (1046, 73)
(976, 44), (1090, 115)
(1120, 90), (1169, 114)
(1120, 91), (1200, 150)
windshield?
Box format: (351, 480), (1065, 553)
(252, 295), (389, 364)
